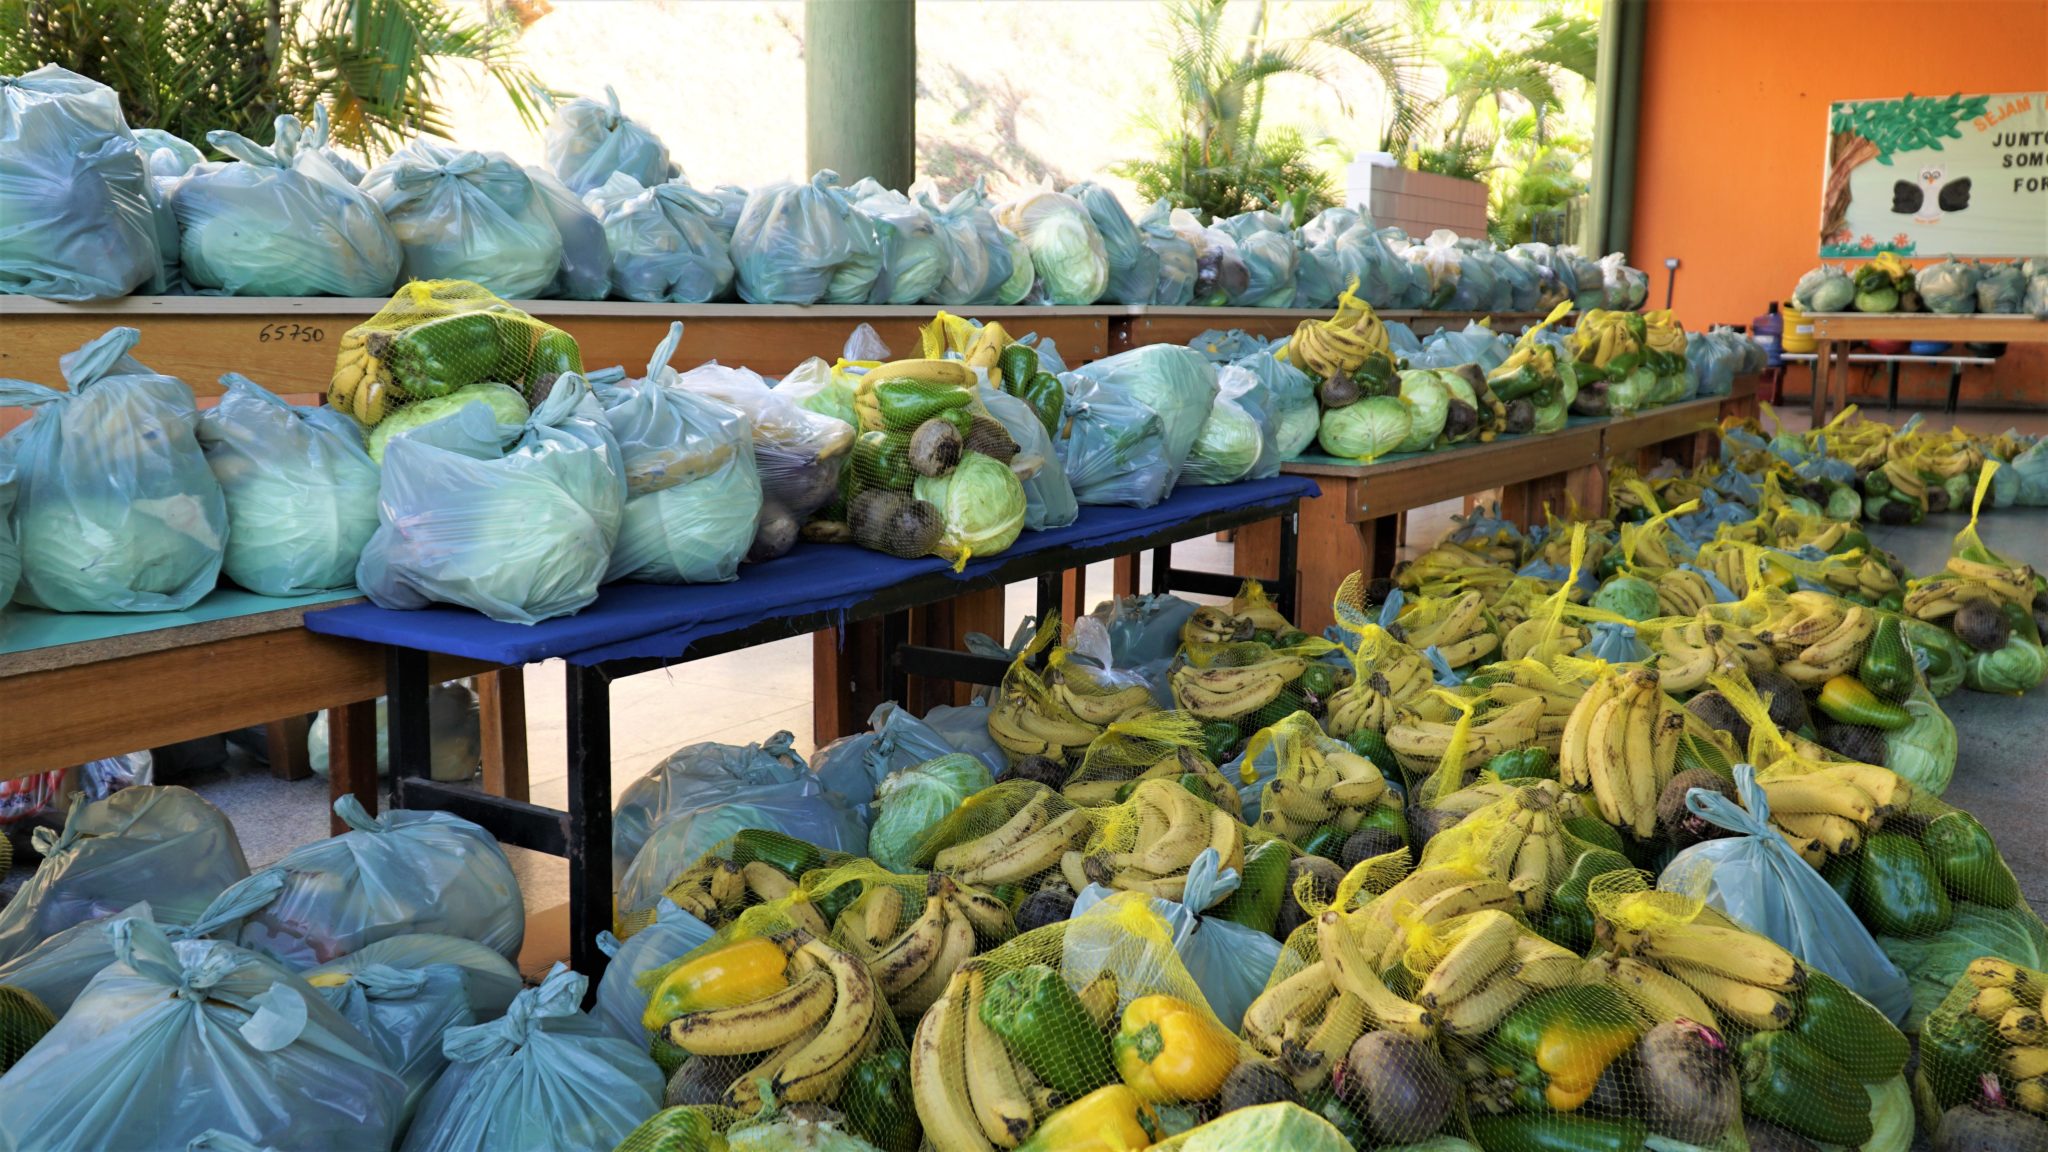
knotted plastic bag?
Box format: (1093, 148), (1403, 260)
(401, 964), (663, 1152)
(672, 359), (854, 561)
(978, 382), (1079, 530)
(1069, 180), (1160, 304)
(587, 174), (736, 303)
(361, 141), (564, 299)
(729, 170), (871, 304)
(0, 327), (227, 612)
(1659, 764), (1912, 1022)
(542, 85), (674, 195)
(849, 177), (948, 304)
(0, 918), (405, 1152)
(594, 899), (716, 1044)
(996, 188), (1110, 304)
(0, 786), (248, 966)
(1072, 848), (1281, 1030)
(613, 729), (812, 877)
(524, 164), (613, 300)
(920, 176), (1015, 305)
(0, 65), (170, 299)
(1213, 208), (1300, 308)
(197, 372), (380, 595)
(1140, 198), (1199, 305)
(227, 795), (524, 968)
(170, 113), (400, 296)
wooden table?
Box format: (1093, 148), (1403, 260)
(1781, 351), (1996, 416)
(1806, 312), (2047, 426)
(1119, 307), (1545, 352)
(1, 597), (507, 834)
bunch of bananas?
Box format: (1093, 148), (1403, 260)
(1601, 912), (1807, 1033)
(1423, 778), (1535, 824)
(656, 855), (826, 932)
(1618, 519), (1685, 575)
(989, 666), (1153, 764)
(1243, 910), (1437, 1095)
(1179, 587), (1299, 646)
(1818, 554), (1904, 603)
(1283, 289), (1391, 381)
(1063, 745), (1244, 821)
(840, 873), (1012, 1017)
(1655, 615), (1773, 693)
(851, 359), (979, 432)
(1946, 552), (2040, 606)
(1962, 958), (2048, 1116)
(1695, 541), (1791, 603)
(1758, 595), (1877, 685)
(1532, 521), (1612, 575)
(1467, 670), (1583, 742)
(653, 930), (883, 1113)
(1323, 640), (1430, 739)
(1558, 669), (1682, 839)
(931, 789), (1095, 888)
(1569, 309), (1650, 377)
(1876, 456), (1931, 509)
(1500, 615), (1589, 665)
(328, 328), (396, 426)
(1171, 650), (1313, 722)
(1406, 909), (1586, 1040)
(1653, 568), (1719, 618)
(1255, 736), (1388, 845)
(1429, 780), (1586, 915)
(1904, 577), (2013, 623)
(1387, 695), (1547, 777)
(1081, 779), (1245, 901)
(1391, 591), (1500, 669)
(1756, 763), (1911, 864)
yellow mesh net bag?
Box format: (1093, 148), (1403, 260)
(1077, 777), (1253, 902)
(1240, 711), (1392, 852)
(909, 780), (1098, 898)
(1386, 589), (1501, 670)
(1918, 959), (2048, 1135)
(987, 620), (1121, 768)
(329, 279), (583, 428)
(1061, 712), (1239, 819)
(794, 860), (1016, 1025)
(1170, 634), (1341, 743)
(1321, 620), (1431, 742)
(616, 830), (857, 940)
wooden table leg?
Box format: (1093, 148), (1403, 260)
(327, 700), (379, 835)
(1234, 481), (1370, 637)
(476, 670), (529, 802)
(1112, 554), (1139, 600)
(264, 714), (312, 781)
(1810, 340), (1833, 428)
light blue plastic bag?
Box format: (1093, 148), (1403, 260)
(358, 374), (627, 624)
(1069, 180), (1160, 305)
(542, 85), (673, 195)
(1659, 765), (1912, 1024)
(171, 114), (401, 297)
(1580, 620), (1649, 664)
(586, 174), (735, 303)
(197, 372), (379, 595)
(979, 383), (1079, 530)
(1139, 199), (1197, 306)
(919, 177), (1014, 305)
(0, 918), (406, 1152)
(729, 170), (868, 304)
(0, 462), (16, 607)
(596, 323), (762, 584)
(0, 65), (170, 299)
(1070, 851), (1282, 1031)
(593, 899), (716, 1044)
(227, 795), (524, 969)
(849, 177), (948, 304)
(1064, 344), (1220, 481)
(304, 933), (525, 1123)
(613, 730), (813, 877)
(524, 164), (613, 301)
(134, 127), (203, 178)
(361, 141), (564, 299)
(1056, 374), (1175, 508)
(0, 327), (227, 612)
(400, 964), (663, 1152)
(813, 703), (994, 815)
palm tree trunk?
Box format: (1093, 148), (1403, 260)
(1820, 131), (1878, 243)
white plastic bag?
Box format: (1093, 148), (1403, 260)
(542, 85), (673, 195)
(399, 964), (663, 1152)
(586, 174), (735, 303)
(0, 65), (169, 299)
(672, 360), (852, 561)
(171, 114), (400, 296)
(0, 917), (406, 1152)
(593, 900), (716, 1044)
(0, 327), (226, 611)
(524, 164), (613, 301)
(0, 785), (248, 966)
(227, 795), (525, 968)
(197, 372), (379, 595)
(596, 323), (762, 583)
(358, 374), (627, 625)
(361, 141), (564, 299)
(1659, 765), (1912, 1024)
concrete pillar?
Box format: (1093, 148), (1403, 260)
(805, 0), (916, 190)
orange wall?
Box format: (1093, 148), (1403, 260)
(1631, 0), (2048, 408)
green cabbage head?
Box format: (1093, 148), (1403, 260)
(867, 752), (994, 872)
(1318, 395), (1411, 461)
(1590, 572), (1660, 621)
(1882, 684), (1955, 795)
(1184, 397), (1265, 485)
(914, 449), (1026, 562)
(368, 383), (531, 464)
(1964, 634), (2047, 694)
(1395, 370), (1450, 453)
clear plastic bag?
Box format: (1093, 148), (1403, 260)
(0, 65), (169, 299)
(358, 374), (627, 624)
(0, 784), (248, 966)
(0, 327), (226, 612)
(1056, 373), (1175, 508)
(706, 183), (749, 240)
(671, 359), (853, 561)
(228, 795), (525, 968)
(542, 85), (674, 196)
(1068, 343), (1221, 479)
(133, 126), (203, 178)
(1659, 765), (1912, 1023)
(1597, 251), (1649, 309)
(918, 176), (1014, 305)
(728, 170), (864, 304)
(361, 141), (564, 299)
(1181, 364), (1279, 486)
(615, 783), (868, 927)
(596, 323), (762, 583)
(1977, 259), (2027, 313)
(197, 372), (379, 595)
(0, 461), (17, 607)
(1291, 230), (1345, 310)
(1069, 180), (1160, 304)
(586, 174), (735, 303)
(1212, 208), (1299, 307)
(398, 964), (663, 1152)
(996, 188), (1109, 304)
(812, 701), (1007, 814)
(978, 382), (1079, 530)
(1071, 848), (1281, 1030)
(612, 730), (812, 879)
(307, 681), (483, 784)
(0, 918), (407, 1152)
(523, 165), (613, 301)
(1915, 256), (1979, 314)
(170, 114), (401, 297)
(1140, 198), (1199, 305)
(848, 177), (948, 304)
(1233, 348), (1320, 460)
(592, 899), (714, 1044)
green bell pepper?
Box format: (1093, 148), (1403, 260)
(1791, 969), (1907, 1082)
(1859, 615), (1917, 700)
(1924, 811), (2022, 908)
(997, 343), (1040, 394)
(1346, 729), (1398, 776)
(2008, 600), (2044, 647)
(1854, 831), (1954, 935)
(1199, 720), (1239, 766)
(1210, 838), (1289, 935)
(1561, 817), (1625, 856)
(1919, 1010), (2001, 1111)
(1738, 1029), (1874, 1146)
(1468, 1113), (1650, 1152)
(873, 378), (971, 431)
(1299, 663), (1339, 699)
(1485, 985), (1641, 1113)
(1821, 850), (1860, 906)
(730, 829), (825, 879)
(378, 309), (583, 402)
(1863, 469), (1892, 498)
(1356, 798), (1408, 842)
(1877, 591), (1905, 614)
(979, 963), (1117, 1100)
(842, 1048), (920, 1152)
(1537, 848), (1633, 954)
(1299, 825), (1345, 860)
(850, 430), (917, 491)
(1487, 747), (1556, 780)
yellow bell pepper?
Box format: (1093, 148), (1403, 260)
(1112, 994), (1238, 1103)
(1018, 1084), (1158, 1152)
(641, 935), (788, 1031)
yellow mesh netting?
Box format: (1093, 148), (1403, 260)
(329, 279), (581, 427)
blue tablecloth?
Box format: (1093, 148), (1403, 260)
(303, 475), (1320, 668)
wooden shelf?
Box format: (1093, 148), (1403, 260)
(1806, 312), (2048, 342)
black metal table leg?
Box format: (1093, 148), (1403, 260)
(1036, 572), (1061, 622)
(565, 663), (613, 987)
(386, 648), (431, 808)
(1276, 509), (1300, 622)
(1887, 361), (1900, 410)
(879, 610), (912, 703)
(1948, 363), (1963, 415)
(1150, 544), (1171, 596)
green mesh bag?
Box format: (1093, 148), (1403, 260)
(1, 984), (57, 1072)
